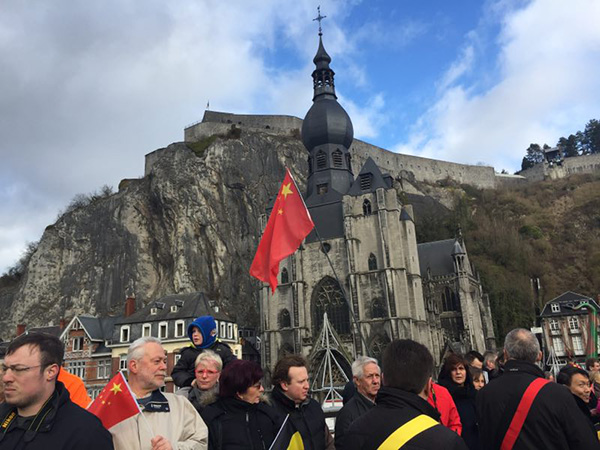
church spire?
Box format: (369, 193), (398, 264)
(311, 7), (336, 100)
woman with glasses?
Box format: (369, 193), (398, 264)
(178, 350), (222, 418)
(202, 359), (282, 450)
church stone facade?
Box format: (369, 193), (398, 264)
(259, 33), (494, 371)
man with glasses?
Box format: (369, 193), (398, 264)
(0, 332), (114, 449)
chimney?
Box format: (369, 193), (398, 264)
(16, 324), (26, 336)
(125, 295), (136, 317)
(59, 318), (67, 330)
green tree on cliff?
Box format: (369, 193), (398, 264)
(557, 134), (580, 158)
(521, 143), (544, 170)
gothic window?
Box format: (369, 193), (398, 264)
(368, 253), (378, 271)
(279, 309), (291, 328)
(316, 151), (327, 169)
(363, 199), (372, 216)
(313, 277), (350, 336)
(371, 298), (386, 319)
(360, 174), (372, 191)
(279, 343), (294, 358)
(332, 149), (343, 167)
(370, 334), (391, 362)
(442, 287), (459, 312)
(281, 268), (289, 284)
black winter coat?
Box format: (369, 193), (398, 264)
(344, 386), (468, 450)
(202, 397), (282, 450)
(476, 359), (600, 450)
(0, 381), (114, 450)
(437, 379), (479, 450)
(270, 386), (329, 450)
(334, 392), (374, 449)
(171, 340), (236, 388)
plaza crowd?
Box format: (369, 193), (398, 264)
(1, 316), (600, 449)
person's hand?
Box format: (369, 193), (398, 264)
(151, 435), (173, 450)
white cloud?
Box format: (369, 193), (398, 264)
(395, 0), (600, 172)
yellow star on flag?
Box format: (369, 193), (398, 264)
(280, 183), (293, 199)
(278, 208), (284, 215)
(110, 383), (123, 395)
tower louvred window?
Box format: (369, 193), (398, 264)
(360, 173), (372, 191)
(332, 149), (343, 167)
(316, 150), (327, 169)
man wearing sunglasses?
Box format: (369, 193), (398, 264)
(0, 332), (114, 449)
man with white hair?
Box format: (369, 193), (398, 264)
(334, 356), (381, 448)
(109, 337), (208, 450)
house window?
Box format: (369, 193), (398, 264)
(227, 323), (233, 339)
(66, 360), (86, 379)
(175, 320), (185, 338)
(220, 322), (227, 338)
(142, 323), (152, 337)
(150, 307), (158, 315)
(72, 320), (81, 330)
(158, 322), (168, 339)
(119, 354), (128, 372)
(72, 336), (84, 351)
(572, 335), (585, 355)
(170, 305), (178, 313)
(363, 199), (372, 216)
(97, 359), (111, 379)
(174, 354), (181, 364)
(120, 326), (130, 343)
(552, 337), (565, 356)
(568, 316), (580, 333)
(550, 303), (560, 313)
(549, 319), (560, 332)
(281, 268), (289, 284)
(368, 253), (377, 271)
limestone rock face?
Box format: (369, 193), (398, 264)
(0, 131), (308, 339)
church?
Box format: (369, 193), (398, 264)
(258, 27), (495, 378)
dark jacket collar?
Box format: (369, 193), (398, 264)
(354, 391), (376, 407)
(375, 386), (441, 421)
(271, 385), (310, 411)
(0, 381), (69, 443)
(138, 389), (170, 412)
(502, 359), (545, 378)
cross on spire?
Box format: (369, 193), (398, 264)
(313, 6), (326, 36)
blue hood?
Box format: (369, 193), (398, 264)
(187, 315), (217, 349)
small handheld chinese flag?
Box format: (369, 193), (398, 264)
(87, 371), (141, 430)
(250, 169), (314, 293)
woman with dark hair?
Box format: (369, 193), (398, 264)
(438, 353), (480, 450)
(202, 359), (282, 450)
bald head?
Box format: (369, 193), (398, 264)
(504, 328), (540, 363)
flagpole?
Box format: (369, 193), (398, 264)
(287, 170), (372, 357)
(120, 371), (156, 439)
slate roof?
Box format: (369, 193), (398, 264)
(417, 239), (457, 277)
(25, 326), (62, 337)
(116, 291), (232, 325)
(539, 291), (599, 317)
(77, 315), (121, 341)
(347, 157), (391, 196)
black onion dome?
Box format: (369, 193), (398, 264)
(313, 36), (331, 68)
(302, 98), (354, 151)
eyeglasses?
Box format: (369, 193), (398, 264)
(196, 369), (220, 376)
(1, 364), (45, 376)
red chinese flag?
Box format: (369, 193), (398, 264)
(87, 371), (141, 430)
(250, 168), (314, 293)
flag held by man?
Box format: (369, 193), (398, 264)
(87, 371), (141, 430)
(250, 168), (314, 293)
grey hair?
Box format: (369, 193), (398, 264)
(352, 355), (380, 378)
(504, 328), (540, 363)
(195, 349), (223, 371)
(483, 351), (497, 365)
(128, 336), (163, 363)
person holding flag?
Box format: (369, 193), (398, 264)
(98, 336), (207, 450)
(250, 168), (314, 293)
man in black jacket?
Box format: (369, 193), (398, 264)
(270, 354), (333, 450)
(0, 332), (114, 450)
(476, 328), (600, 450)
(345, 339), (468, 450)
(335, 355), (380, 448)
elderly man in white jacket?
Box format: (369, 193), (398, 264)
(110, 337), (208, 450)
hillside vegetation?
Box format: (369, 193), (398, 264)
(416, 173), (600, 340)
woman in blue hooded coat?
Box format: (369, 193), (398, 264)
(172, 315), (236, 388)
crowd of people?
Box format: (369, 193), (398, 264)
(2, 317), (600, 449)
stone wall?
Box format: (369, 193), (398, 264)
(518, 153), (600, 183)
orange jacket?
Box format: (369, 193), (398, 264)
(428, 382), (462, 435)
(58, 369), (92, 408)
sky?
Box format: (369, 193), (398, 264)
(1, 0), (599, 273)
